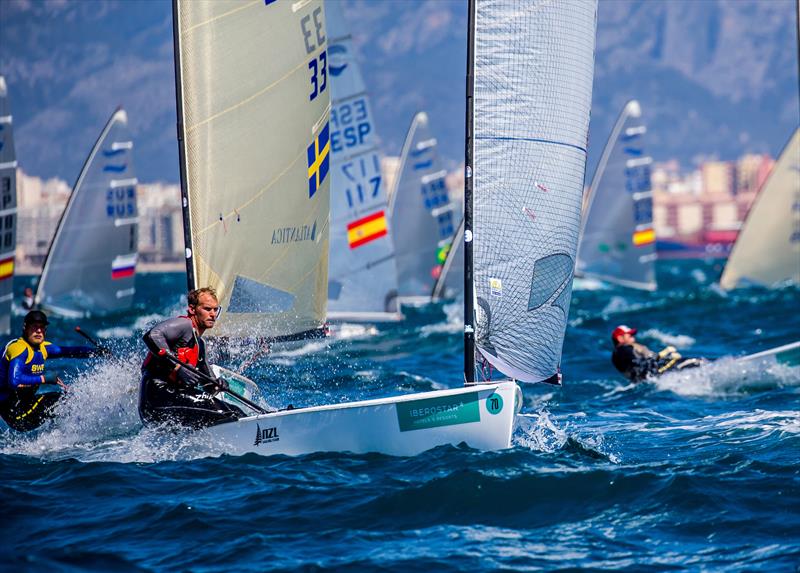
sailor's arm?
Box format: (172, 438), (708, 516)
(143, 317), (193, 354)
(45, 343), (98, 359)
(7, 355), (47, 387)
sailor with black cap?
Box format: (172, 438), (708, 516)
(0, 310), (106, 431)
(610, 325), (703, 382)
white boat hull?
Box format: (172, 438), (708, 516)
(736, 341), (800, 367)
(204, 381), (521, 457)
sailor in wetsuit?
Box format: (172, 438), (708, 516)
(0, 310), (102, 431)
(611, 325), (703, 383)
(138, 287), (242, 429)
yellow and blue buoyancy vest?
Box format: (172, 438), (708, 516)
(0, 339), (94, 400)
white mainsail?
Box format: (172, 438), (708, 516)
(577, 100), (656, 291)
(0, 76), (17, 334)
(719, 128), (800, 290)
(389, 112), (456, 304)
(471, 0), (597, 384)
(174, 0), (331, 339)
(36, 108), (138, 316)
(325, 1), (401, 320)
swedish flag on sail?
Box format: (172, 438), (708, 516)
(307, 122), (330, 198)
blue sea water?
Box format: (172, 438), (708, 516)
(2, 261), (799, 572)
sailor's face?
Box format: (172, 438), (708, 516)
(192, 294), (220, 329)
(24, 322), (47, 345)
(621, 333), (635, 345)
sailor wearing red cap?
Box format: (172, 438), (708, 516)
(610, 325), (700, 382)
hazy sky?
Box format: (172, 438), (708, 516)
(1, 0), (797, 184)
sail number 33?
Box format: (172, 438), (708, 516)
(301, 6), (327, 102)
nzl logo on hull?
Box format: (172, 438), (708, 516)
(254, 423), (280, 446)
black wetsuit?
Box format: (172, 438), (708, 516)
(139, 317), (242, 429)
(612, 342), (703, 382)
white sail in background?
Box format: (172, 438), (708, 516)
(325, 1), (400, 320)
(174, 0), (331, 339)
(577, 100), (656, 291)
(720, 128), (800, 290)
(36, 108), (138, 316)
(389, 112), (456, 304)
(432, 215), (464, 303)
(0, 76), (17, 334)
(473, 0), (597, 383)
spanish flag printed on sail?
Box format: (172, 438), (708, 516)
(0, 255), (13, 281)
(632, 227), (655, 247)
(347, 210), (388, 249)
(307, 121), (330, 198)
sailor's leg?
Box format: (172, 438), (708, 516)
(0, 386), (63, 432)
(139, 375), (243, 429)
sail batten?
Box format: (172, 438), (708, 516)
(36, 108), (138, 316)
(577, 100), (657, 291)
(472, 0), (597, 383)
(175, 0), (331, 338)
(0, 76), (17, 335)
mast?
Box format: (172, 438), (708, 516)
(172, 0), (195, 292)
(463, 0), (476, 385)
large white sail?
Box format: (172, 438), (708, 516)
(472, 0), (597, 384)
(325, 1), (400, 320)
(36, 108), (138, 316)
(577, 100), (656, 291)
(720, 128), (800, 290)
(174, 0), (331, 339)
(389, 112), (456, 304)
(0, 76), (17, 334)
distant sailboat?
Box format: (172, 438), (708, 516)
(0, 76), (18, 335)
(325, 1), (402, 323)
(719, 128), (800, 290)
(432, 215), (465, 303)
(389, 112), (457, 307)
(35, 108), (138, 317)
(576, 100), (656, 291)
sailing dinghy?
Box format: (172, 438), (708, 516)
(389, 112), (457, 308)
(325, 1), (402, 323)
(0, 76), (18, 335)
(35, 109), (138, 317)
(172, 0), (596, 457)
(719, 128), (800, 290)
(576, 100), (656, 291)
(432, 215), (465, 303)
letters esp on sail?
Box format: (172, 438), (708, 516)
(174, 0), (331, 338)
(325, 0), (400, 317)
(720, 128), (800, 290)
(36, 108), (138, 315)
(390, 112), (457, 302)
(469, 0), (598, 384)
(577, 100), (657, 291)
(0, 76), (17, 334)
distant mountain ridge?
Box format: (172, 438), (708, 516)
(0, 0), (796, 183)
